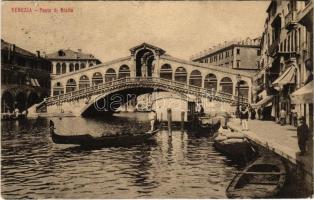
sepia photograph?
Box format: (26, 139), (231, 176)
(1, 0), (313, 199)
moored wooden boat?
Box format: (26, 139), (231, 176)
(213, 127), (253, 159)
(196, 116), (221, 136)
(213, 137), (252, 158)
(49, 120), (158, 147)
(226, 154), (286, 198)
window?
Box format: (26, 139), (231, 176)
(231, 61), (233, 67)
(236, 60), (240, 68)
(69, 63), (74, 72)
(231, 50), (233, 56)
(257, 49), (261, 56)
(237, 49), (240, 55)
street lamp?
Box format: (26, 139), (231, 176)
(236, 74), (241, 118)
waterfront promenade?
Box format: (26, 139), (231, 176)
(228, 118), (313, 175)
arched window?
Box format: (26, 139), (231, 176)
(69, 63), (74, 72)
(89, 63), (94, 67)
(53, 82), (64, 96)
(237, 80), (249, 99)
(80, 63), (86, 69)
(204, 73), (217, 91)
(92, 72), (103, 85)
(61, 63), (66, 74)
(66, 79), (77, 93)
(189, 70), (202, 87)
(118, 65), (131, 79)
(160, 64), (173, 80)
(1, 91), (14, 112)
(174, 67), (187, 83)
(56, 63), (61, 75)
(79, 75), (90, 89)
(220, 77), (233, 95)
(105, 68), (117, 82)
(75, 63), (80, 71)
(16, 92), (27, 111)
(27, 92), (39, 107)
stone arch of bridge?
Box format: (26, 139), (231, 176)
(80, 84), (197, 117)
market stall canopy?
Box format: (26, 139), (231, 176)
(290, 81), (313, 104)
(272, 67), (295, 86)
(251, 95), (273, 108)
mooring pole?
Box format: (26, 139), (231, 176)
(167, 108), (172, 134)
(181, 111), (185, 132)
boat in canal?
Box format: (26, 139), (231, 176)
(49, 120), (159, 147)
(193, 115), (221, 136)
(226, 154), (286, 198)
(213, 127), (254, 159)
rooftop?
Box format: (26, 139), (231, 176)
(1, 39), (37, 58)
(46, 49), (101, 61)
(191, 37), (261, 61)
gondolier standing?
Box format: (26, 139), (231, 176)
(149, 110), (157, 131)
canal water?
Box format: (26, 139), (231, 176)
(1, 112), (304, 198)
(1, 112), (242, 199)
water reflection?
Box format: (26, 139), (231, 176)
(2, 113), (241, 199)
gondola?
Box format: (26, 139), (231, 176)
(213, 137), (252, 158)
(226, 154), (286, 198)
(195, 116), (221, 136)
(49, 120), (159, 147)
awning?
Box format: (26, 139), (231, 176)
(251, 95), (273, 108)
(30, 78), (36, 86)
(258, 90), (267, 99)
(272, 66), (295, 86)
(34, 79), (40, 87)
(290, 81), (313, 104)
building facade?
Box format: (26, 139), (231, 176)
(1, 39), (52, 113)
(191, 38), (261, 71)
(253, 0), (313, 129)
(46, 49), (102, 78)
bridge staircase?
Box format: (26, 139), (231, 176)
(35, 77), (248, 113)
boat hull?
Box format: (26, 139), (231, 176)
(226, 155), (286, 198)
(213, 138), (252, 158)
(49, 120), (158, 147)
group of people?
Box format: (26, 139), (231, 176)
(279, 107), (298, 127)
(239, 105), (310, 156)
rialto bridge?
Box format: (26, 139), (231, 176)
(34, 43), (254, 116)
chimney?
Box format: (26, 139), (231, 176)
(36, 50), (40, 58)
(78, 49), (82, 53)
(43, 51), (46, 58)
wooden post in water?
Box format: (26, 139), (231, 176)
(167, 108), (172, 134)
(181, 111), (185, 132)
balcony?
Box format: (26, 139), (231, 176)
(279, 51), (298, 64)
(268, 39), (280, 57)
(285, 11), (298, 30)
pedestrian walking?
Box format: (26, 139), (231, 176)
(291, 107), (298, 127)
(279, 108), (287, 126)
(250, 107), (256, 120)
(297, 116), (309, 156)
(241, 106), (249, 131)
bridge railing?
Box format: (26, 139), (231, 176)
(45, 76), (248, 106)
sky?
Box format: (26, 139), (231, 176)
(2, 1), (269, 62)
